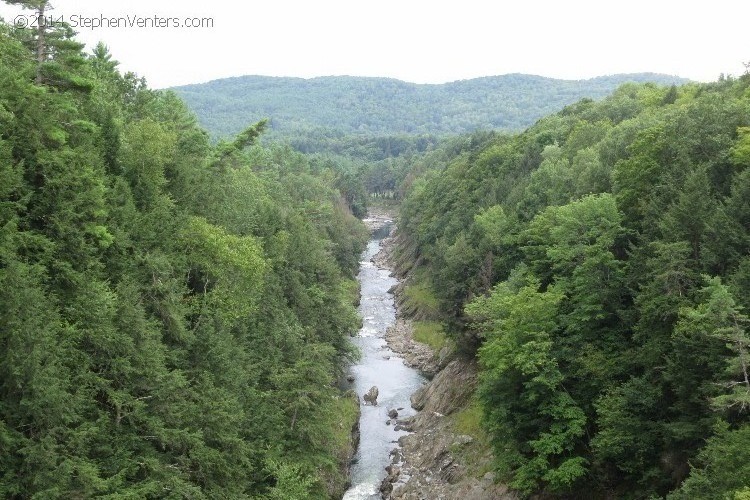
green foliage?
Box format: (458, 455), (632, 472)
(0, 18), (367, 498)
(592, 377), (666, 492)
(448, 399), (497, 479)
(731, 126), (750, 167)
(674, 276), (750, 414)
(171, 75), (688, 207)
(173, 73), (687, 141)
(181, 216), (266, 321)
(264, 460), (317, 499)
(402, 269), (442, 319)
(412, 321), (449, 351)
(452, 400), (484, 438)
(471, 282), (587, 495)
(398, 72), (750, 497)
(668, 423), (750, 500)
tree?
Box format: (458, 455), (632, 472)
(6, 0), (48, 83)
(469, 281), (587, 495)
(674, 276), (750, 414)
(611, 125), (668, 230)
(592, 377), (666, 492)
(669, 423), (750, 500)
(660, 167), (716, 262)
(395, 70), (750, 498)
(9, 0), (92, 90)
(0, 17), (368, 496)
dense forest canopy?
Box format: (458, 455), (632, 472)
(3, 0), (750, 498)
(172, 73), (688, 150)
(397, 75), (750, 498)
(173, 74), (690, 208)
(0, 9), (368, 498)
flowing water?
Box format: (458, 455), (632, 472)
(342, 224), (426, 499)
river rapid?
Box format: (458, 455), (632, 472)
(342, 223), (426, 500)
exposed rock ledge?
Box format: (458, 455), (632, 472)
(362, 207), (396, 232)
(384, 319), (449, 378)
(384, 359), (514, 500)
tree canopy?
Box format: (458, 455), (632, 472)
(0, 16), (367, 498)
(398, 74), (750, 498)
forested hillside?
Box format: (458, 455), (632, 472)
(172, 73), (687, 150)
(4, 1), (748, 497)
(0, 17), (368, 499)
(397, 77), (750, 498)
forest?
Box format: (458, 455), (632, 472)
(172, 73), (687, 147)
(0, 12), (369, 499)
(396, 76), (750, 498)
(2, 0), (750, 498)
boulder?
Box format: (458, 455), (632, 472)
(379, 465), (401, 496)
(388, 408), (399, 419)
(363, 385), (379, 405)
(379, 480), (393, 496)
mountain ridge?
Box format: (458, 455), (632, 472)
(172, 72), (689, 142)
(174, 71), (687, 88)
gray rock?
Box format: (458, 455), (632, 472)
(410, 384), (428, 410)
(379, 479), (393, 496)
(379, 465), (401, 496)
(452, 434), (474, 446)
(393, 421), (414, 432)
(363, 385), (379, 405)
(389, 465), (401, 477)
(388, 408), (399, 419)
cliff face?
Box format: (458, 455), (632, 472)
(377, 229), (517, 500)
(386, 359), (516, 500)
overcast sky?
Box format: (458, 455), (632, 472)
(1, 0), (748, 89)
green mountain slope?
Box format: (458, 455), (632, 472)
(173, 73), (688, 140)
(0, 19), (368, 498)
(396, 75), (750, 498)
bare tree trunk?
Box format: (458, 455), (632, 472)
(735, 317), (750, 404)
(290, 406), (298, 431)
(35, 1), (46, 84)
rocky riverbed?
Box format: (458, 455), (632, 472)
(374, 224), (517, 500)
(342, 211), (425, 500)
(362, 207), (396, 233)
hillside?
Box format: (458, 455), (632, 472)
(0, 20), (369, 499)
(395, 76), (750, 498)
(172, 73), (688, 141)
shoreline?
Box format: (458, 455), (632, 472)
(371, 215), (516, 500)
(362, 206), (397, 233)
(373, 228), (442, 378)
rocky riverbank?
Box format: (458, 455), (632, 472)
(373, 225), (516, 500)
(344, 209), (427, 499)
(362, 207), (396, 232)
(383, 319), (445, 377)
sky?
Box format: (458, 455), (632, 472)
(1, 0), (748, 89)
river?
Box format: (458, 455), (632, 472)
(342, 223), (426, 499)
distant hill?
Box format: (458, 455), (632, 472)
(172, 73), (689, 142)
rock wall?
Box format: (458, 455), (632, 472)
(383, 360), (515, 500)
